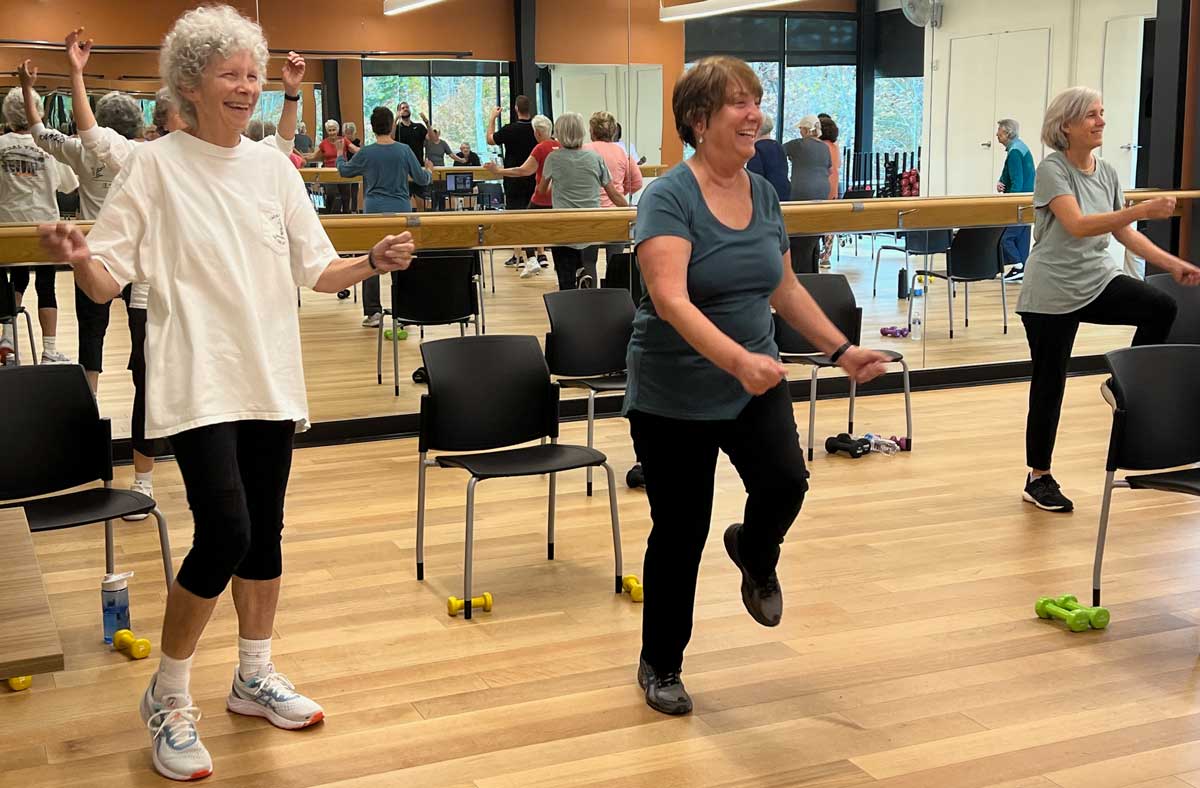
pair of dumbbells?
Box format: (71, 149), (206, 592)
(1035, 595), (1110, 632)
(825, 433), (871, 459)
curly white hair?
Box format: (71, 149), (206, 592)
(159, 4), (269, 128)
(96, 92), (144, 140)
(3, 86), (39, 130)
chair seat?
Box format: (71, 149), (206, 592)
(559, 373), (628, 392)
(1126, 467), (1200, 496)
(780, 349), (904, 367)
(11, 488), (156, 532)
(437, 443), (607, 479)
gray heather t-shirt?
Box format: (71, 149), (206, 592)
(783, 136), (832, 202)
(424, 138), (453, 166)
(625, 164), (788, 421)
(543, 147), (611, 209)
(1016, 151), (1125, 315)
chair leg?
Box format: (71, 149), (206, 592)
(1000, 276), (1009, 335)
(354, 282), (358, 304)
(1093, 471), (1116, 607)
(947, 276), (955, 339)
(808, 367), (818, 462)
(906, 272), (916, 330)
(464, 476), (479, 619)
(964, 282), (970, 327)
(872, 246), (884, 296)
(392, 319), (401, 397)
(104, 482), (115, 575)
(22, 309), (36, 364)
(150, 509), (174, 587)
(848, 378), (856, 436)
(489, 250), (496, 295)
(376, 317), (384, 385)
(586, 390), (595, 497)
(417, 451), (428, 580)
(459, 322), (465, 337)
(901, 360), (913, 449)
(602, 462), (623, 593)
(547, 470), (556, 560)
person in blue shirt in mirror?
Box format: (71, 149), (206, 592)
(996, 117), (1036, 281)
(626, 55), (890, 717)
(746, 114), (789, 203)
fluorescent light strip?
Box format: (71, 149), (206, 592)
(383, 0), (445, 16)
(659, 0), (801, 22)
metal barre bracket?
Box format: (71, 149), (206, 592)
(897, 208), (918, 228)
(405, 216), (422, 227)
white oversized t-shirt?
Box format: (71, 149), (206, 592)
(0, 132), (79, 222)
(31, 122), (115, 220)
(87, 131), (337, 438)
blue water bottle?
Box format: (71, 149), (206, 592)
(101, 571), (133, 644)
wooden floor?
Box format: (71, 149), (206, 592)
(5, 375), (1200, 786)
(14, 242), (1137, 432)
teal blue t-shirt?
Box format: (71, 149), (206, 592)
(624, 163), (788, 420)
(336, 141), (431, 214)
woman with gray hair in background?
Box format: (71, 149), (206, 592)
(746, 114), (789, 203)
(782, 113), (831, 273)
(1016, 86), (1200, 513)
(38, 6), (417, 780)
(536, 111), (628, 289)
(485, 113), (558, 277)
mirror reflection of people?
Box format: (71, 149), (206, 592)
(782, 114), (831, 273)
(817, 114), (842, 268)
(745, 114), (788, 203)
(303, 118), (349, 213)
(488, 95), (539, 267)
(485, 114), (558, 277)
(995, 118), (1036, 282)
(38, 6), (420, 780)
(455, 141), (480, 167)
(294, 120), (313, 153)
(393, 100), (428, 209)
(585, 110), (643, 265)
(627, 56), (888, 716)
(1016, 86), (1200, 513)
(616, 122), (646, 166)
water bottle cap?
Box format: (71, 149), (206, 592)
(101, 571), (134, 591)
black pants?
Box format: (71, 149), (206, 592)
(7, 266), (57, 309)
(123, 290), (155, 458)
(790, 236), (820, 274)
(628, 381), (809, 674)
(170, 419), (296, 599)
(76, 286), (111, 372)
(1021, 274), (1176, 470)
(549, 246), (599, 291)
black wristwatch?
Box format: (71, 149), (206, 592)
(829, 342), (853, 364)
(284, 93), (300, 102)
(367, 250), (378, 271)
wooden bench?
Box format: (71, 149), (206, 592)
(0, 506), (63, 683)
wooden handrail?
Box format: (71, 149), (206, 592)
(2, 190), (1196, 265)
(299, 163), (671, 184)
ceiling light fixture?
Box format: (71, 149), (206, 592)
(383, 0), (445, 17)
(659, 0), (800, 22)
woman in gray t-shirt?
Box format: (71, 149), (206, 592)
(1016, 86), (1200, 513)
(536, 112), (627, 289)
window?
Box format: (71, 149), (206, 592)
(360, 62), (508, 151)
(873, 76), (923, 153)
(431, 76), (499, 161)
(782, 64), (856, 153)
(140, 99), (154, 130)
(361, 76), (430, 144)
(256, 91), (303, 131)
(314, 86), (324, 141)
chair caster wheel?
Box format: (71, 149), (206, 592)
(626, 463), (645, 489)
(412, 366), (428, 384)
(7, 676), (32, 691)
(337, 289), (351, 300)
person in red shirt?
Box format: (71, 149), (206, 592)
(304, 119), (349, 212)
(484, 114), (557, 277)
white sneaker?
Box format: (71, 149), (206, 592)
(0, 337), (14, 367)
(140, 677), (213, 782)
(226, 664), (324, 730)
(519, 260), (541, 278)
(40, 349), (71, 364)
(124, 478), (153, 522)
(362, 313), (382, 328)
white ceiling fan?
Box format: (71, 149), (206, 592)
(901, 0), (943, 29)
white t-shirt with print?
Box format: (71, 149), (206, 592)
(31, 122), (116, 220)
(0, 132), (78, 222)
(87, 131), (337, 438)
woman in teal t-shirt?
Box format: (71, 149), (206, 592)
(626, 57), (888, 716)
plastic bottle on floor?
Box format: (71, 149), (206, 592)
(910, 316), (923, 341)
(864, 434), (901, 456)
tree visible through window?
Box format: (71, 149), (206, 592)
(873, 77), (923, 153)
(782, 65), (856, 152)
(256, 91), (304, 132)
(362, 76), (429, 144)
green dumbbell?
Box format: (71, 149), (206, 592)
(1054, 595), (1110, 630)
(383, 327), (408, 341)
(1034, 596), (1091, 632)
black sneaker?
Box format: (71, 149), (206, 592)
(723, 524), (783, 626)
(503, 255), (521, 267)
(1023, 473), (1074, 512)
(537, 254), (549, 268)
(1003, 264), (1025, 281)
(637, 658), (692, 715)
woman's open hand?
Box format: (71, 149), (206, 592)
(732, 351), (787, 395)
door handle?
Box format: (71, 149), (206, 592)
(980, 141), (992, 148)
(1119, 143), (1142, 151)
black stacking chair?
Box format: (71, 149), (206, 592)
(415, 335), (624, 619)
(1147, 273), (1200, 343)
(0, 365), (173, 586)
(377, 250), (481, 395)
(872, 229), (953, 297)
(544, 288), (635, 496)
(1093, 345), (1200, 606)
(0, 277), (37, 366)
(908, 226), (1009, 338)
(776, 274), (912, 461)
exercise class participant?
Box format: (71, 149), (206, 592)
(39, 5), (418, 780)
(487, 95), (538, 267)
(625, 56), (888, 714)
(484, 113), (559, 277)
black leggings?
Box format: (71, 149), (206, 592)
(170, 419), (296, 599)
(76, 286), (111, 372)
(628, 381), (809, 674)
(549, 246), (599, 291)
(123, 295), (155, 458)
(8, 266), (57, 309)
(1021, 274), (1177, 470)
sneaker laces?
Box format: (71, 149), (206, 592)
(657, 671), (683, 690)
(243, 665), (297, 701)
(146, 703), (202, 745)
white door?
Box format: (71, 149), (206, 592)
(945, 34), (998, 195)
(1101, 16), (1147, 187)
(994, 28), (1051, 182)
(553, 68), (612, 117)
(632, 67), (663, 166)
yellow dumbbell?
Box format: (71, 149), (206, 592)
(621, 575), (644, 603)
(6, 676), (32, 691)
(447, 592), (493, 618)
(113, 629), (152, 660)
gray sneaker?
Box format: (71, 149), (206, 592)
(637, 658), (692, 715)
(362, 313), (382, 328)
(723, 523), (783, 627)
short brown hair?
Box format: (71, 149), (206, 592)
(589, 111), (617, 142)
(672, 56), (762, 148)
(515, 94), (533, 116)
(819, 116), (839, 143)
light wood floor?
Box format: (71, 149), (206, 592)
(15, 244), (1136, 431)
(5, 375), (1200, 787)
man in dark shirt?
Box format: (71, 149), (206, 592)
(487, 94), (539, 264)
(455, 143), (481, 166)
(393, 100), (430, 209)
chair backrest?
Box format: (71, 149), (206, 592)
(0, 365), (112, 500)
(774, 273), (861, 354)
(946, 226), (1007, 281)
(419, 335), (557, 452)
(0, 277), (15, 320)
(543, 288), (635, 377)
(1105, 344), (1200, 470)
(389, 250), (479, 326)
(1147, 273), (1200, 343)
(905, 229), (953, 255)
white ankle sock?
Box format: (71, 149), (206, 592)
(135, 470), (153, 486)
(154, 653), (193, 700)
(238, 636), (272, 681)
(42, 335), (56, 353)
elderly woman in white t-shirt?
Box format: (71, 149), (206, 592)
(38, 6), (415, 782)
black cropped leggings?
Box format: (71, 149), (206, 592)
(170, 419), (296, 599)
(8, 266), (57, 309)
